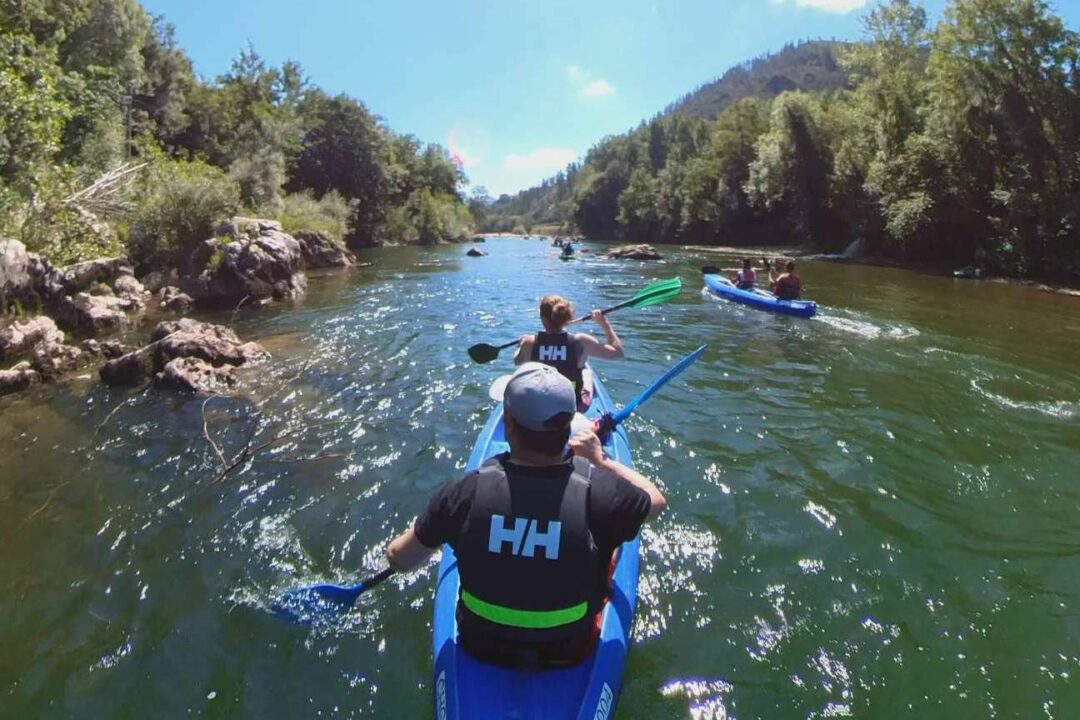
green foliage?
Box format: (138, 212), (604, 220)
(128, 154), (240, 266)
(279, 190), (350, 239)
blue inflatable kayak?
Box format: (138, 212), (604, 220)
(703, 273), (817, 318)
(432, 372), (639, 720)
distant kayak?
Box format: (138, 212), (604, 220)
(560, 253), (575, 261)
(432, 371), (638, 720)
(703, 274), (817, 318)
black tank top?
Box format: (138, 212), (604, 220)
(531, 331), (585, 396)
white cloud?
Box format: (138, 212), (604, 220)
(566, 64), (582, 79)
(502, 147), (577, 171)
(446, 121), (489, 168)
(581, 79), (616, 98)
(772, 0), (867, 12)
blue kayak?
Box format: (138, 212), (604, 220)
(703, 273), (817, 318)
(432, 372), (639, 720)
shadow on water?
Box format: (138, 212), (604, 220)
(1, 237), (1078, 718)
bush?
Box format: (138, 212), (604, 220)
(279, 191), (351, 240)
(128, 156), (240, 267)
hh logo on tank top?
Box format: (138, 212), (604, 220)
(538, 344), (567, 362)
(488, 514), (562, 559)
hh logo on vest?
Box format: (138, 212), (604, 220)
(488, 515), (562, 559)
(538, 344), (567, 362)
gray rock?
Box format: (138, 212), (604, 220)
(466, 248), (488, 257)
(0, 361), (40, 396)
(81, 339), (134, 361)
(99, 347), (154, 386)
(31, 340), (83, 380)
(156, 357), (236, 393)
(295, 230), (355, 268)
(217, 217), (284, 240)
(0, 238), (33, 311)
(158, 286), (193, 312)
(54, 293), (132, 335)
(605, 244), (663, 260)
(139, 269), (179, 294)
(182, 222), (306, 307)
(114, 275), (145, 297)
(60, 257), (132, 294)
(0, 316), (64, 361)
(153, 318), (268, 368)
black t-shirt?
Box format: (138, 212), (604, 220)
(414, 455), (651, 561)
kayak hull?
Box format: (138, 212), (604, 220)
(433, 373), (639, 720)
(703, 273), (817, 318)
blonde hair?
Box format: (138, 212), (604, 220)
(539, 294), (574, 331)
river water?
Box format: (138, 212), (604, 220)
(2, 237), (1078, 719)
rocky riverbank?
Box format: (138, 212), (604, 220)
(0, 217), (357, 397)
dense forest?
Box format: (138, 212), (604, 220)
(486, 0), (1080, 283)
(0, 0), (473, 270)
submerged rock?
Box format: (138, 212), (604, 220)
(0, 361), (40, 396)
(295, 230), (355, 268)
(156, 357), (236, 393)
(605, 244), (663, 261)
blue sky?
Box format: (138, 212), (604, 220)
(142, 0), (1078, 197)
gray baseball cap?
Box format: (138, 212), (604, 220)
(495, 362), (576, 431)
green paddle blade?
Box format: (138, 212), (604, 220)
(467, 343), (501, 364)
(623, 277), (683, 309)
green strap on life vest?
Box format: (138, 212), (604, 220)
(461, 590), (587, 629)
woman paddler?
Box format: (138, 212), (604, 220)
(513, 294), (624, 412)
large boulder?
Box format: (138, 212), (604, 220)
(54, 292), (134, 335)
(182, 221), (307, 307)
(605, 244), (663, 261)
(0, 361), (40, 396)
(295, 230), (355, 268)
(102, 319), (267, 388)
(0, 316), (64, 361)
(156, 357), (236, 393)
(153, 318), (268, 367)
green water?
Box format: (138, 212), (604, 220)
(1, 238), (1078, 719)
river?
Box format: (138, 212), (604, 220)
(2, 237), (1078, 718)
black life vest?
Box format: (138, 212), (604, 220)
(531, 331), (585, 396)
(455, 455), (599, 657)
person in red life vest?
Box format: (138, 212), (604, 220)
(730, 258), (757, 290)
(512, 295), (624, 412)
(769, 261), (802, 300)
(386, 363), (665, 668)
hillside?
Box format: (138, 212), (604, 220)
(664, 40), (848, 120)
(482, 40), (849, 232)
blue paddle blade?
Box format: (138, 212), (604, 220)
(271, 582), (365, 623)
(613, 345), (707, 425)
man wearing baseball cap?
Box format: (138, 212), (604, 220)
(386, 363), (666, 667)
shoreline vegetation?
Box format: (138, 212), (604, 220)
(483, 0), (1080, 288)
